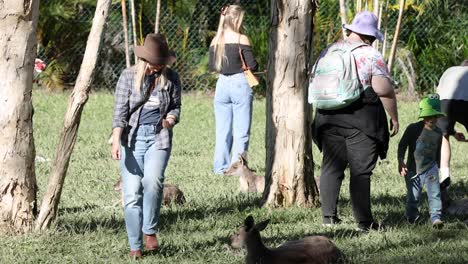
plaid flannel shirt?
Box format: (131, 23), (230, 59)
(112, 66), (181, 149)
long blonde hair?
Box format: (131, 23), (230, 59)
(213, 5), (245, 71)
(134, 60), (169, 94)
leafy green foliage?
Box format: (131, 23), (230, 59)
(37, 0), (97, 91)
(402, 0), (468, 92)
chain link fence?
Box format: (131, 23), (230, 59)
(37, 0), (466, 94)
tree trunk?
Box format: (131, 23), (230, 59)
(387, 0), (405, 72)
(356, 0), (362, 13)
(155, 0), (161, 33)
(264, 0), (319, 208)
(34, 0), (112, 231)
(339, 0), (347, 39)
(121, 0), (131, 68)
(129, 0), (138, 63)
(0, 0), (39, 234)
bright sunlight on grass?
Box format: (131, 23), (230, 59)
(0, 91), (466, 263)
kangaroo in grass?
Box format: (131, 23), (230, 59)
(224, 153), (265, 193)
(114, 179), (186, 206)
(230, 216), (345, 264)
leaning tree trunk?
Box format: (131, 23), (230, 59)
(129, 0), (138, 63)
(121, 0), (131, 68)
(387, 0), (405, 72)
(381, 0), (389, 57)
(372, 0), (380, 49)
(339, 0), (347, 39)
(154, 0), (161, 33)
(0, 0), (40, 234)
(35, 0), (112, 231)
(264, 0), (319, 208)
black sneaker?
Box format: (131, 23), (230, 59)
(322, 216), (342, 227)
(356, 221), (383, 232)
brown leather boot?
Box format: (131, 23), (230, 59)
(144, 234), (159, 251)
(129, 249), (142, 259)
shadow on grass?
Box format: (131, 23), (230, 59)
(55, 214), (125, 234)
(146, 236), (223, 258)
(446, 180), (468, 198)
(54, 191), (263, 234)
(159, 194), (263, 229)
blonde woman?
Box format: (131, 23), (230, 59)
(209, 4), (258, 174)
(111, 33), (181, 258)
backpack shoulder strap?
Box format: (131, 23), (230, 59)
(344, 41), (369, 52)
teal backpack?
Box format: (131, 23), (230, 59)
(308, 42), (367, 110)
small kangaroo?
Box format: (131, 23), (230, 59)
(113, 178), (186, 206)
(224, 153), (265, 193)
(230, 215), (345, 264)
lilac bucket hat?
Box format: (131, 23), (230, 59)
(343, 11), (384, 41)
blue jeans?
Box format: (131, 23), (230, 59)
(120, 125), (171, 250)
(213, 73), (253, 174)
(405, 163), (442, 223)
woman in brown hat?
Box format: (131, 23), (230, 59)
(111, 33), (181, 258)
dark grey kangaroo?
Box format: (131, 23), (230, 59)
(230, 216), (345, 264)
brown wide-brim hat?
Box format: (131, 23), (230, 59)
(134, 33), (170, 65)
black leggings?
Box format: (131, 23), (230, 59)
(319, 125), (379, 224)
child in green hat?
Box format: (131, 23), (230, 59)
(397, 94), (445, 228)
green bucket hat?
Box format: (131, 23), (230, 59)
(419, 93), (445, 118)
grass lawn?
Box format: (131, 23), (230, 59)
(0, 90), (467, 263)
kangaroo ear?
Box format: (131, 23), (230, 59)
(238, 154), (244, 164)
(240, 152), (248, 165)
(255, 219), (270, 231)
(244, 215), (255, 230)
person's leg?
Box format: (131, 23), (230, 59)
(320, 126), (348, 223)
(231, 73), (253, 164)
(345, 128), (378, 227)
(213, 75), (233, 174)
(142, 139), (171, 236)
(440, 135), (451, 173)
(405, 171), (422, 222)
(438, 100), (455, 185)
(121, 127), (147, 251)
(424, 165), (443, 224)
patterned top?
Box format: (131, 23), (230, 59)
(112, 67), (181, 149)
(414, 126), (442, 174)
(398, 121), (442, 174)
(348, 41), (393, 88)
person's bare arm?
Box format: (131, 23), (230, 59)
(372, 75), (399, 136)
(111, 127), (123, 160)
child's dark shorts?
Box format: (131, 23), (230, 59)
(437, 99), (468, 135)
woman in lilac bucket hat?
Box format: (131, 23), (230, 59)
(343, 11), (384, 41)
(312, 11), (399, 231)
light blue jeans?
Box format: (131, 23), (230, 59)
(405, 163), (442, 223)
(120, 125), (171, 250)
(213, 73), (253, 174)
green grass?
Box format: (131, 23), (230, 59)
(0, 91), (467, 263)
